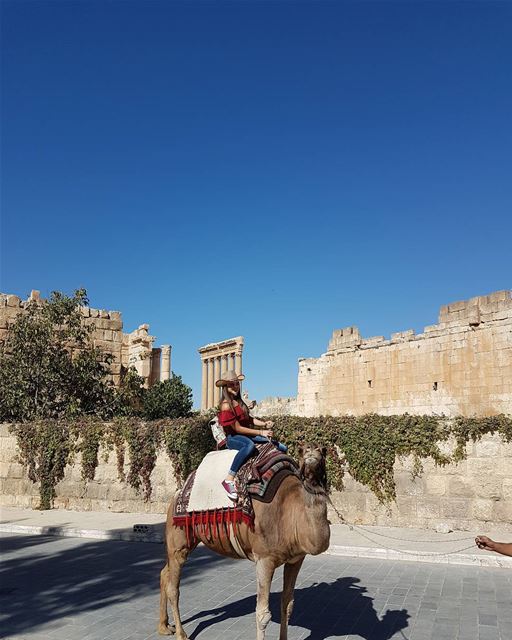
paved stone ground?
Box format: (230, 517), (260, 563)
(0, 533), (510, 640)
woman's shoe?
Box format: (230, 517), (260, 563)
(222, 479), (238, 501)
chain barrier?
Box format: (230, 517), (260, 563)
(327, 498), (477, 557)
(343, 524), (477, 557)
(343, 526), (474, 544)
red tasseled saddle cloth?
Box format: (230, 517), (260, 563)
(172, 442), (299, 535)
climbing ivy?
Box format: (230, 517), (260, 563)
(8, 413), (512, 509)
(272, 413), (512, 502)
(163, 416), (215, 482)
(11, 420), (73, 509)
(450, 414), (512, 462)
(123, 418), (164, 501)
(72, 419), (104, 482)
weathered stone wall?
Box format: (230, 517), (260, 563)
(297, 290), (512, 417)
(329, 433), (512, 533)
(1, 424), (511, 532)
(255, 396), (298, 417)
(0, 424), (176, 513)
(0, 291), (170, 387)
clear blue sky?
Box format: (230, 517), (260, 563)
(1, 1), (511, 406)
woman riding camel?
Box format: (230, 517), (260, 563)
(216, 370), (287, 501)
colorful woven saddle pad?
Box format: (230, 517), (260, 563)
(172, 442), (300, 530)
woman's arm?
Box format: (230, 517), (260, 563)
(232, 420), (268, 437)
(252, 417), (273, 428)
(232, 417), (273, 437)
(220, 401), (273, 437)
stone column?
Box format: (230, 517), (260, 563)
(235, 351), (242, 375)
(160, 345), (171, 382)
(201, 359), (208, 412)
(139, 350), (152, 385)
(214, 356), (221, 406)
(150, 348), (162, 386)
(207, 358), (215, 410)
(221, 354), (229, 377)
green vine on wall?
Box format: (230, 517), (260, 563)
(8, 413), (512, 509)
(72, 419), (104, 482)
(450, 414), (512, 462)
(11, 420), (73, 510)
(122, 419), (164, 501)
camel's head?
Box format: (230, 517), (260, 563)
(298, 443), (327, 491)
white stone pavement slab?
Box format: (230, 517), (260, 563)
(1, 505), (511, 568)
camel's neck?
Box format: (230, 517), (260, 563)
(292, 482), (330, 556)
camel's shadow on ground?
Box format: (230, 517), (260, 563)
(185, 576), (410, 640)
(0, 534), (409, 640)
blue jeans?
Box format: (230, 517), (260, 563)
(226, 435), (288, 475)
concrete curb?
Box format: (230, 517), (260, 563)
(0, 523), (163, 544)
(2, 522), (512, 568)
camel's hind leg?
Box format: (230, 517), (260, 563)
(158, 520), (197, 638)
(279, 557), (304, 640)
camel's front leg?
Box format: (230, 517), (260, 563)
(279, 557), (304, 640)
(158, 521), (197, 639)
(255, 557), (277, 640)
(161, 546), (190, 639)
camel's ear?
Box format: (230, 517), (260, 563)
(318, 454), (328, 489)
(298, 446), (305, 478)
(321, 466), (328, 490)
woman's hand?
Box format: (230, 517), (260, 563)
(265, 420), (274, 428)
(260, 429), (273, 438)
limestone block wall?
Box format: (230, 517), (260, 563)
(1, 424), (511, 532)
(0, 425), (176, 513)
(256, 396), (298, 417)
(81, 305), (125, 386)
(328, 433), (512, 533)
(298, 290), (512, 417)
(0, 291), (170, 387)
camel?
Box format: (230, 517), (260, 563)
(158, 443), (331, 640)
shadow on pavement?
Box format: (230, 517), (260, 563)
(1, 533), (410, 640)
(0, 532), (224, 637)
(185, 576), (410, 640)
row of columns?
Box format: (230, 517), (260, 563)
(199, 336), (244, 411)
(201, 351), (242, 410)
(148, 345), (172, 387)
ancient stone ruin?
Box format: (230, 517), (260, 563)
(198, 336), (244, 410)
(0, 290), (171, 387)
(268, 289), (511, 417)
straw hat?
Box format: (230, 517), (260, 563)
(215, 370), (245, 388)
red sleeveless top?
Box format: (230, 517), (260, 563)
(218, 403), (253, 436)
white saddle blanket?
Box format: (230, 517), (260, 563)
(187, 449), (237, 512)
